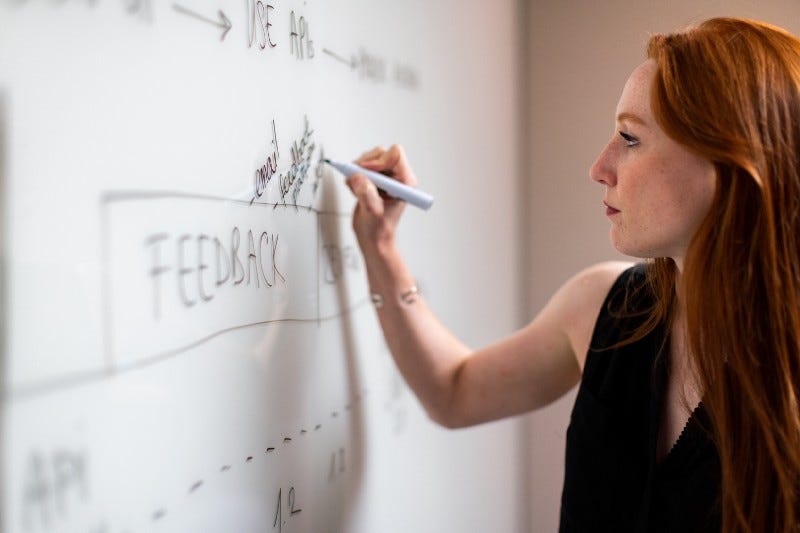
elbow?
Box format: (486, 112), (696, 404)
(436, 414), (472, 430)
(424, 401), (472, 430)
(426, 408), (458, 429)
(425, 360), (472, 429)
(427, 410), (460, 429)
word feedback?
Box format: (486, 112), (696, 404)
(145, 227), (285, 319)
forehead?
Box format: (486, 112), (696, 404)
(615, 59), (657, 120)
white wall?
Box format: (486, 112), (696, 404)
(525, 1), (800, 531)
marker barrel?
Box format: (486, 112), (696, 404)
(326, 160), (434, 210)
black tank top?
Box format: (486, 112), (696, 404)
(559, 264), (721, 532)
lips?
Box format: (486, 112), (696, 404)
(604, 201), (620, 216)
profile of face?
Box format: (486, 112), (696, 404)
(590, 60), (717, 265)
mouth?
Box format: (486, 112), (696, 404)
(603, 201), (620, 216)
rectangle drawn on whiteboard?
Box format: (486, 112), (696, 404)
(101, 192), (320, 371)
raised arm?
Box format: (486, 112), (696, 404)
(346, 145), (630, 428)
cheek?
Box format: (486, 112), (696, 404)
(619, 162), (713, 238)
(678, 161), (716, 216)
(684, 182), (715, 229)
(620, 168), (669, 221)
(661, 166), (716, 238)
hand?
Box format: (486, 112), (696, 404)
(345, 144), (419, 252)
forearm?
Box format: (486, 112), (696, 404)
(345, 146), (592, 429)
(362, 241), (471, 426)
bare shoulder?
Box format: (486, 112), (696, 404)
(549, 261), (634, 370)
(557, 261), (633, 303)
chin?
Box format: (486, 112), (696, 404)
(609, 231), (661, 259)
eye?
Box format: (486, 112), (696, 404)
(619, 131), (639, 147)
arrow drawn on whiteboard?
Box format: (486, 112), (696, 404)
(172, 4), (232, 41)
(322, 48), (357, 69)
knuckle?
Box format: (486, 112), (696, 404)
(358, 145), (385, 163)
(389, 144), (405, 158)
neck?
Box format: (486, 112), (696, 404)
(670, 256), (687, 313)
(672, 255), (685, 274)
(668, 263), (702, 402)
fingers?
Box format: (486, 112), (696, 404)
(383, 144), (418, 187)
(357, 146), (385, 163)
(346, 173), (384, 217)
(346, 148), (410, 245)
(355, 144), (418, 187)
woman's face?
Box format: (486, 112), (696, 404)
(590, 59), (716, 267)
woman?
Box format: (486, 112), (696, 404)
(346, 18), (800, 533)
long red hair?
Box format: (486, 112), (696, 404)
(643, 18), (800, 532)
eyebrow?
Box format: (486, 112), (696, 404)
(616, 112), (648, 126)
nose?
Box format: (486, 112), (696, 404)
(590, 140), (617, 187)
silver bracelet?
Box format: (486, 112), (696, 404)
(400, 285), (419, 304)
(369, 284), (419, 309)
(370, 293), (385, 309)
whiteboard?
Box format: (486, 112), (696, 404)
(0, 1), (525, 532)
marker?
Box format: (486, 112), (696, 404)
(325, 159), (434, 211)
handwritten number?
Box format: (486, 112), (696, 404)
(289, 487), (302, 515)
(274, 487), (301, 530)
(273, 488), (282, 531)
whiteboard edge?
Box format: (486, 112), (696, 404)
(1, 88), (8, 533)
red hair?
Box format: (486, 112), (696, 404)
(643, 18), (800, 532)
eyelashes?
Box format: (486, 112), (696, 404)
(619, 131), (639, 147)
